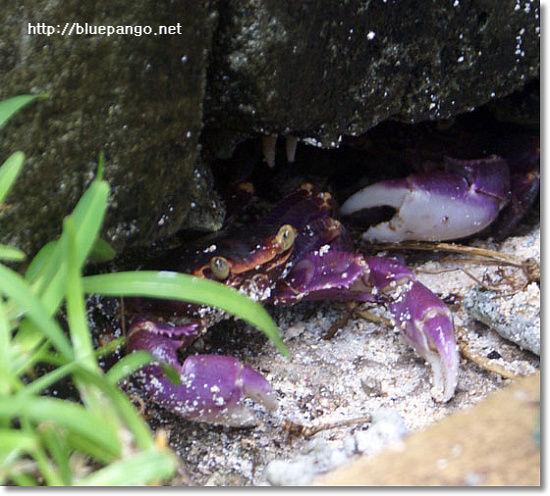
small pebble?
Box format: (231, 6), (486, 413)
(353, 407), (408, 455)
(264, 438), (349, 485)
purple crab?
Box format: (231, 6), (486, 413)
(126, 183), (461, 426)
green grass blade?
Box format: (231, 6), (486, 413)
(10, 321), (55, 374)
(0, 265), (73, 360)
(83, 271), (290, 357)
(0, 397), (121, 462)
(0, 300), (10, 396)
(24, 240), (57, 282)
(68, 366), (156, 451)
(105, 350), (181, 387)
(37, 423), (72, 485)
(0, 429), (38, 456)
(0, 244), (26, 262)
(31, 179), (110, 315)
(76, 449), (177, 486)
(105, 350), (155, 385)
(18, 359), (77, 397)
(90, 238), (116, 262)
(63, 217), (96, 370)
(25, 420), (64, 487)
(6, 473), (40, 486)
(0, 151), (25, 204)
(0, 94), (47, 131)
(20, 359), (157, 452)
(95, 336), (126, 358)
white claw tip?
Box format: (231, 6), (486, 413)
(427, 349), (459, 403)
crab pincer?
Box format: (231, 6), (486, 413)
(128, 321), (276, 426)
(340, 155), (510, 242)
(364, 256), (458, 402)
(274, 249), (459, 402)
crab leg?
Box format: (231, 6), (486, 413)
(273, 250), (458, 402)
(340, 155), (510, 242)
(363, 256), (458, 402)
(127, 319), (276, 426)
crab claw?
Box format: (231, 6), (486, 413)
(365, 256), (458, 402)
(340, 155), (510, 242)
(128, 323), (276, 426)
(273, 248), (459, 402)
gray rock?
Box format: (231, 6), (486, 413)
(205, 0), (540, 157)
(353, 407), (408, 456)
(264, 409), (408, 485)
(0, 1), (222, 256)
(463, 284), (540, 356)
(0, 1), (539, 256)
(264, 456), (316, 486)
(263, 438), (348, 486)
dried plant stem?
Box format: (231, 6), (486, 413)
(456, 327), (524, 381)
(364, 241), (539, 283)
(282, 415), (372, 438)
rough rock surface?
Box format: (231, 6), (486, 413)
(463, 229), (540, 355)
(0, 0), (540, 256)
(0, 0), (222, 256)
(205, 0), (540, 156)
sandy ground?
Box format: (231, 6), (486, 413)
(139, 219), (540, 486)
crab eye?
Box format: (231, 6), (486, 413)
(210, 256), (230, 280)
(276, 224), (296, 252)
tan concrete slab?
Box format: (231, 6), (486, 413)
(316, 372), (540, 486)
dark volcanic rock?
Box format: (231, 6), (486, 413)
(0, 0), (540, 257)
(0, 0), (222, 257)
(204, 0), (540, 157)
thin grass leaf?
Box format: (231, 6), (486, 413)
(96, 151), (105, 181)
(95, 336), (126, 358)
(90, 238), (116, 262)
(0, 447), (40, 485)
(0, 300), (9, 396)
(37, 423), (72, 485)
(0, 397), (121, 462)
(0, 264), (73, 360)
(63, 216), (106, 416)
(24, 240), (57, 282)
(63, 217), (97, 370)
(30, 180), (109, 316)
(76, 449), (177, 486)
(25, 426), (64, 487)
(0, 151), (25, 204)
(18, 359), (77, 397)
(19, 361), (156, 453)
(65, 365), (155, 451)
(0, 429), (37, 455)
(0, 94), (47, 131)
(63, 432), (118, 466)
(105, 350), (156, 385)
(10, 323), (59, 378)
(83, 271), (290, 357)
(6, 472), (39, 486)
(0, 244), (26, 262)
(105, 349), (181, 388)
